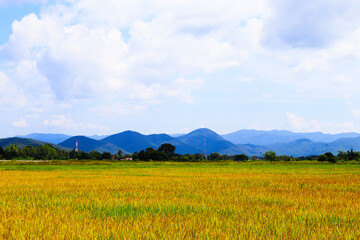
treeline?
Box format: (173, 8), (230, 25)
(0, 144), (114, 160)
(0, 143), (360, 163)
(260, 149), (360, 163)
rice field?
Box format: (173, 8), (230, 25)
(0, 161), (359, 239)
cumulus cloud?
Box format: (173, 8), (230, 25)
(43, 115), (75, 128)
(0, 0), (47, 6)
(286, 112), (355, 133)
(42, 115), (108, 133)
(127, 77), (204, 103)
(351, 109), (360, 117)
(1, 0), (360, 134)
(286, 112), (307, 131)
(93, 77), (205, 117)
(3, 0), (358, 105)
(238, 76), (254, 83)
(261, 93), (272, 99)
(333, 75), (353, 85)
(264, 0), (360, 49)
(12, 119), (28, 128)
(1, 1), (257, 104)
(0, 71), (27, 110)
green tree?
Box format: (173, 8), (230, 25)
(149, 151), (167, 161)
(337, 151), (347, 161)
(194, 153), (206, 161)
(158, 143), (176, 159)
(37, 145), (58, 160)
(177, 156), (190, 162)
(233, 154), (249, 161)
(57, 150), (70, 160)
(4, 144), (19, 160)
(69, 150), (78, 159)
(208, 153), (221, 161)
(132, 152), (139, 160)
(89, 150), (102, 160)
(319, 152), (337, 163)
(222, 154), (230, 160)
(102, 151), (112, 160)
(0, 146), (5, 159)
(140, 148), (155, 161)
(23, 146), (37, 159)
(264, 151), (277, 161)
(138, 150), (147, 161)
(183, 154), (197, 162)
(346, 149), (360, 161)
(117, 149), (123, 159)
(19, 148), (26, 159)
(318, 155), (326, 162)
(79, 151), (90, 160)
(137, 148), (168, 161)
(327, 152), (337, 163)
(278, 155), (292, 161)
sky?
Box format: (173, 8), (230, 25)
(1, 0), (360, 137)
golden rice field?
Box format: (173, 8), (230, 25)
(0, 161), (360, 239)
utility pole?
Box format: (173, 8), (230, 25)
(203, 131), (207, 160)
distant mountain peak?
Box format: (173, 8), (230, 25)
(9, 128), (360, 157)
(187, 128), (220, 136)
(291, 138), (313, 143)
(0, 137), (70, 151)
(16, 133), (72, 144)
(223, 129), (360, 145)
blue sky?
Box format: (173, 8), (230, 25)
(1, 0), (360, 137)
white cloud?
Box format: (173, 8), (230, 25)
(238, 76), (254, 83)
(126, 77), (204, 105)
(261, 93), (272, 98)
(1, 0), (360, 135)
(42, 115), (108, 133)
(0, 71), (27, 110)
(286, 112), (356, 133)
(3, 0), (358, 106)
(12, 119), (28, 128)
(333, 75), (353, 85)
(264, 0), (360, 49)
(286, 112), (307, 131)
(0, 0), (47, 6)
(351, 109), (360, 117)
(43, 115), (75, 128)
(1, 2), (249, 106)
(162, 77), (205, 103)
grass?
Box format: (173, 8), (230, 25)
(0, 161), (360, 239)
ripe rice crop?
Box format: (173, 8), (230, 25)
(0, 161), (359, 239)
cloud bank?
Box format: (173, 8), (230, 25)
(1, 0), (360, 134)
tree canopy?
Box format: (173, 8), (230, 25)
(158, 143), (176, 158)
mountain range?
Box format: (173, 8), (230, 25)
(222, 130), (360, 145)
(3, 128), (360, 157)
(17, 133), (108, 144)
(0, 137), (70, 151)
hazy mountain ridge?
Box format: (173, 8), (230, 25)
(176, 128), (241, 155)
(16, 133), (72, 144)
(6, 129), (360, 157)
(0, 137), (71, 151)
(264, 139), (326, 157)
(102, 131), (199, 154)
(223, 129), (360, 145)
(58, 131), (199, 155)
(327, 136), (360, 153)
(59, 136), (123, 154)
(18, 133), (109, 144)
